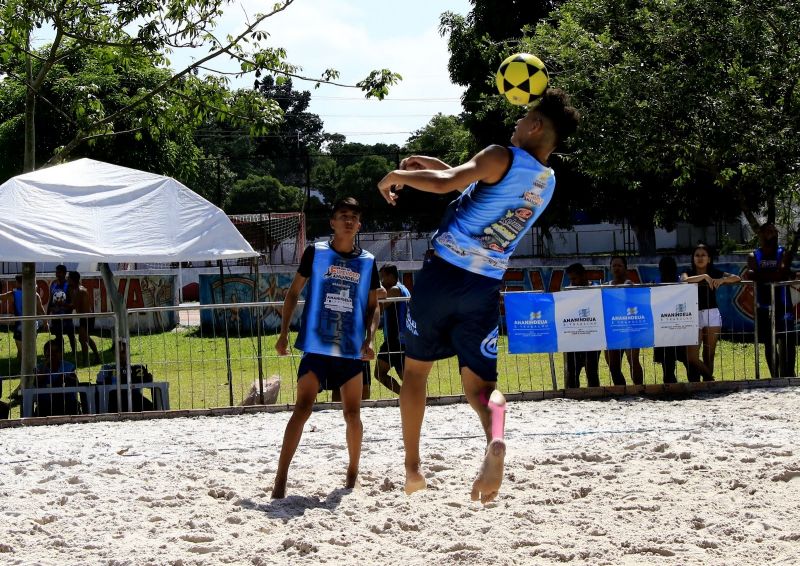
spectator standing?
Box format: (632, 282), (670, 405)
(563, 263), (600, 388)
(374, 264), (410, 394)
(745, 224), (796, 378)
(604, 255), (644, 385)
(68, 271), (102, 365)
(653, 257), (695, 383)
(0, 275), (46, 361)
(48, 265), (76, 357)
(681, 244), (741, 381)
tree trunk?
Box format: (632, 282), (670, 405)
(631, 222), (657, 256)
(21, 38), (37, 388)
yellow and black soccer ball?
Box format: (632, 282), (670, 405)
(495, 53), (549, 106)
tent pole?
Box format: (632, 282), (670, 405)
(100, 263), (133, 412)
(218, 260), (234, 406)
(20, 263), (37, 390)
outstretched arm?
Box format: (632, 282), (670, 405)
(378, 145), (511, 206)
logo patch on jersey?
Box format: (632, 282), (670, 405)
(324, 265), (361, 283)
(481, 207), (533, 253)
(480, 326), (499, 359)
(405, 311), (419, 336)
(434, 232), (467, 257)
(324, 289), (354, 313)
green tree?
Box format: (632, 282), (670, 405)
(333, 155), (395, 230)
(521, 0), (800, 252)
(0, 44), (207, 184)
(224, 174), (304, 214)
(0, 0), (401, 171)
(253, 76), (325, 187)
(404, 113), (475, 166)
(440, 0), (562, 147)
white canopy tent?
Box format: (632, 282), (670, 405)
(0, 158), (257, 263)
(0, 159), (258, 409)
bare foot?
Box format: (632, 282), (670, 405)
(470, 439), (506, 504)
(346, 468), (359, 489)
(404, 466), (427, 495)
(271, 476), (286, 499)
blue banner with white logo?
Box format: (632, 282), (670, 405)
(504, 292), (557, 353)
(601, 287), (654, 350)
(504, 286), (697, 353)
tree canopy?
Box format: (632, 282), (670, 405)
(439, 0), (800, 252)
(0, 0), (400, 172)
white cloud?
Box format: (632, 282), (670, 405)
(210, 0), (470, 145)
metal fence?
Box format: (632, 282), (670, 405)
(2, 280), (798, 422)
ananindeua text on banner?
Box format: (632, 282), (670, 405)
(504, 285), (699, 354)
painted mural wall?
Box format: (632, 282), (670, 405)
(200, 262), (800, 334)
(1, 275), (177, 332)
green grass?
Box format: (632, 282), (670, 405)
(0, 325), (778, 420)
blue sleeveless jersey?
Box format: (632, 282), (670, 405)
(753, 246), (790, 310)
(13, 289), (22, 317)
(384, 282), (410, 344)
(431, 146), (555, 279)
(295, 242), (375, 359)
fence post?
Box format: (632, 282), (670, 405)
(218, 260), (235, 407)
(771, 283), (777, 378)
(753, 282), (760, 380)
(548, 353), (558, 390)
(255, 259), (265, 404)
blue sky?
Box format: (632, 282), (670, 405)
(182, 0), (473, 146)
(27, 0), (472, 146)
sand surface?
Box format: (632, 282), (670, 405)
(2, 388), (800, 565)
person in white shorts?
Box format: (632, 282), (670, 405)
(681, 243), (741, 380)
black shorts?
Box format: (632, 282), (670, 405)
(403, 254), (501, 382)
(13, 321), (40, 341)
(377, 341), (405, 374)
(297, 353), (365, 392)
(51, 318), (75, 337)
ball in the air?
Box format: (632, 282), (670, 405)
(495, 53), (549, 106)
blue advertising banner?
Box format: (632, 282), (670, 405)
(504, 293), (557, 354)
(601, 287), (654, 350)
(505, 286), (697, 353)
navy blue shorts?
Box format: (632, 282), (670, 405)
(404, 254), (501, 382)
(297, 353), (367, 392)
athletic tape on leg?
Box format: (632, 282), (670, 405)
(487, 390), (506, 441)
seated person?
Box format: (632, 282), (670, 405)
(33, 339), (83, 417)
(96, 341), (155, 412)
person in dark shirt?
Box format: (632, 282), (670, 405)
(374, 264), (410, 394)
(653, 257), (695, 383)
(744, 224), (796, 378)
(562, 263), (600, 388)
(681, 244), (741, 380)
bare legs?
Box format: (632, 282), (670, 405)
(400, 358), (505, 502)
(338, 374), (364, 489)
(375, 358), (402, 394)
(687, 328), (716, 381)
(604, 349), (643, 385)
(399, 357), (432, 494)
(272, 370), (363, 499)
(272, 373), (319, 499)
(78, 324), (101, 365)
